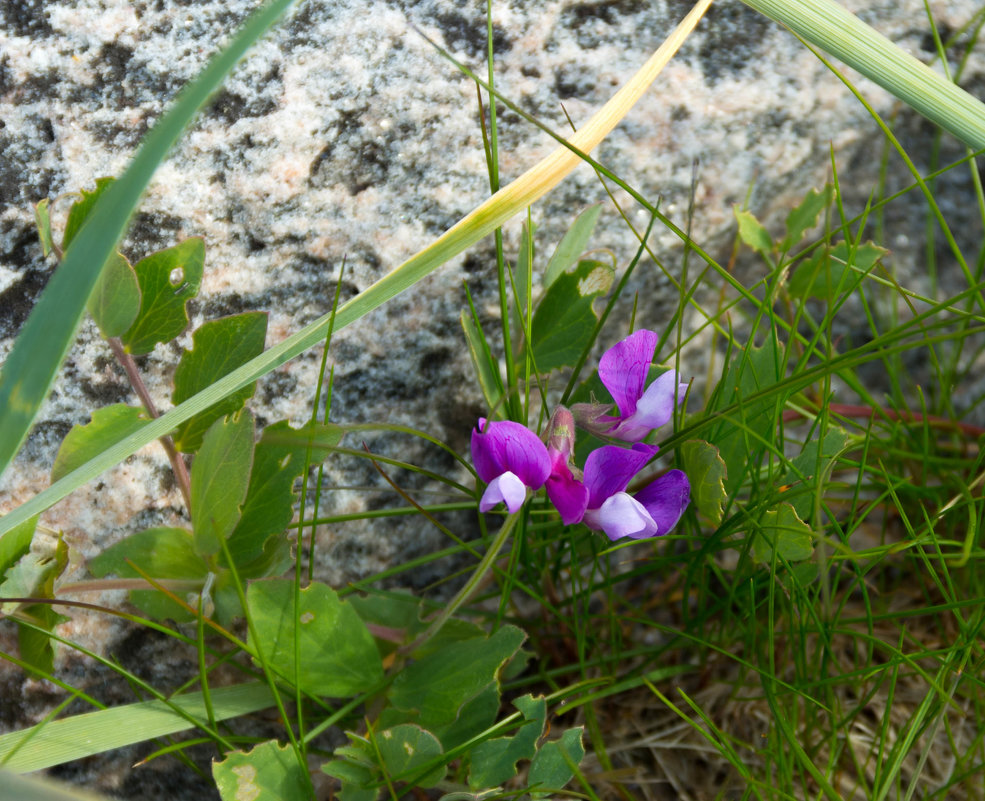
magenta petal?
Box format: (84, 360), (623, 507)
(597, 492), (658, 540)
(545, 454), (589, 525)
(582, 443), (658, 508)
(597, 330), (657, 418)
(634, 469), (690, 535)
(480, 472), (528, 513)
(608, 370), (688, 442)
(471, 418), (551, 489)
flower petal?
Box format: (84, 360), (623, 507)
(480, 471), (528, 513)
(597, 329), (657, 419)
(545, 450), (589, 525)
(608, 370), (688, 442)
(471, 418), (551, 488)
(634, 469), (690, 535)
(593, 492), (658, 540)
(582, 443), (657, 508)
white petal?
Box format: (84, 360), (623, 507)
(597, 492), (658, 540)
(480, 471), (528, 513)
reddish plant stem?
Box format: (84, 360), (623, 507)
(783, 402), (985, 438)
(107, 336), (192, 511)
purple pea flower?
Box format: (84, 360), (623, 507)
(471, 418), (551, 514)
(580, 443), (690, 541)
(573, 329), (689, 443)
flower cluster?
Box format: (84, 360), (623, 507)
(471, 330), (690, 541)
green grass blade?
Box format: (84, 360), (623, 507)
(0, 772), (117, 801)
(0, 0), (298, 480)
(0, 0), (714, 540)
(0, 682), (274, 773)
(743, 0), (985, 148)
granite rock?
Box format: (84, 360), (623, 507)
(1, 0), (984, 794)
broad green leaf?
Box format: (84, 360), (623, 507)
(734, 207), (772, 257)
(246, 579), (383, 697)
(18, 604), (70, 677)
(0, 514), (37, 577)
(61, 178), (115, 251)
(0, 0), (712, 535)
(388, 625), (525, 732)
(191, 411), (254, 556)
(780, 185), (832, 252)
(0, 682), (275, 773)
(88, 527), (209, 622)
(527, 726), (585, 799)
(171, 313), (268, 453)
(461, 309), (505, 416)
(213, 740), (309, 801)
(469, 695), (545, 788)
(787, 241), (885, 300)
(0, 0), (300, 482)
(780, 427), (850, 519)
(376, 725), (445, 788)
(544, 204), (602, 288)
(33, 199), (54, 258)
(427, 682), (500, 752)
(680, 440), (727, 525)
(530, 259), (613, 372)
(88, 253), (141, 338)
(321, 743), (378, 801)
(224, 420), (343, 569)
(50, 405), (149, 484)
(707, 331), (784, 495)
(753, 502), (814, 563)
(121, 238), (205, 354)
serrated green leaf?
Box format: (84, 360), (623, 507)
(121, 238), (205, 355)
(320, 757), (377, 801)
(50, 405), (149, 484)
(428, 683), (500, 752)
(376, 724), (445, 788)
(680, 440), (727, 525)
(753, 502), (814, 563)
(88, 253), (141, 338)
(531, 259), (613, 372)
(171, 313), (268, 453)
(734, 207), (773, 256)
(191, 411), (254, 556)
(708, 332), (784, 495)
(61, 178), (115, 251)
(213, 740), (309, 801)
(88, 526), (209, 622)
(33, 199), (54, 259)
(0, 514), (37, 577)
(224, 420), (343, 569)
(527, 726), (584, 799)
(780, 185), (832, 252)
(781, 427), (850, 519)
(388, 625), (525, 733)
(544, 204), (602, 288)
(461, 309), (504, 416)
(246, 579), (383, 697)
(469, 695), (545, 788)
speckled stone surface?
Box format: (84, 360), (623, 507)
(1, 0), (984, 795)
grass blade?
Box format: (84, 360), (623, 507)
(743, 0), (985, 148)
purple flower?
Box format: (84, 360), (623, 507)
(580, 443), (690, 541)
(471, 418), (551, 514)
(543, 407), (589, 525)
(573, 329), (689, 443)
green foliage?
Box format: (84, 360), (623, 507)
(527, 726), (585, 798)
(171, 313), (268, 453)
(0, 515), (37, 578)
(121, 238), (205, 354)
(190, 411), (255, 556)
(88, 253), (142, 338)
(734, 207), (773, 257)
(680, 439), (728, 525)
(780, 184), (832, 252)
(468, 694), (545, 787)
(544, 203), (602, 288)
(246, 579), (383, 697)
(213, 740), (310, 801)
(752, 502), (815, 564)
(33, 199), (54, 259)
(787, 240), (886, 299)
(530, 258), (613, 372)
(461, 306), (505, 416)
(50, 405), (149, 483)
